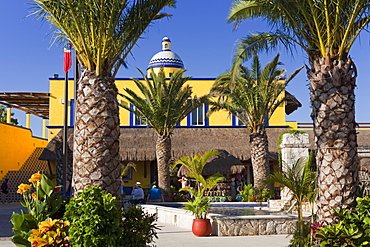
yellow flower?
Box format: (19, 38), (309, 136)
(28, 235), (48, 247)
(30, 229), (41, 237)
(32, 193), (37, 199)
(17, 183), (31, 194)
(29, 173), (42, 183)
(39, 218), (55, 233)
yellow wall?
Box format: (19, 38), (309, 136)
(48, 78), (296, 129)
(0, 122), (48, 180)
(122, 161), (152, 188)
(48, 79), (75, 140)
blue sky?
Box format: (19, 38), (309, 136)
(1, 0), (370, 138)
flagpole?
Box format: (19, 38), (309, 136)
(62, 46), (72, 200)
(63, 70), (68, 200)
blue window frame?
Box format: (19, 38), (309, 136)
(188, 104), (208, 126)
(232, 114), (246, 126)
(130, 105), (147, 126)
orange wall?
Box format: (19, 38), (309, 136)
(0, 122), (48, 180)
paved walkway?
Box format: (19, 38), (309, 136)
(0, 203), (292, 247)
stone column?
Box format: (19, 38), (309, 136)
(280, 132), (310, 201)
(6, 107), (11, 124)
(42, 118), (47, 139)
(26, 113), (31, 129)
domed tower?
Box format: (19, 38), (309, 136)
(147, 37), (184, 77)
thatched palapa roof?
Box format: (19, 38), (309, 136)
(40, 128), (315, 162)
(177, 149), (245, 176)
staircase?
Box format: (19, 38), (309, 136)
(1, 148), (49, 203)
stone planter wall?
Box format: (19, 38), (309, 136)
(141, 204), (306, 236)
(211, 215), (305, 236)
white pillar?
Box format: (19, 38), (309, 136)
(42, 118), (47, 139)
(26, 113), (31, 129)
(280, 132), (310, 201)
(6, 107), (11, 124)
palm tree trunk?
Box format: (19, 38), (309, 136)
(308, 56), (359, 223)
(72, 70), (121, 199)
(156, 135), (171, 197)
(250, 130), (269, 189)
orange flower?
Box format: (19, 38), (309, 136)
(17, 183), (31, 194)
(29, 173), (42, 183)
(39, 218), (55, 234)
(32, 192), (37, 199)
(28, 235), (48, 247)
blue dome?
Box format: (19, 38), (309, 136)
(147, 37), (184, 70)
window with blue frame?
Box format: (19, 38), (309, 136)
(189, 104), (207, 126)
(232, 112), (247, 127)
(130, 105), (147, 126)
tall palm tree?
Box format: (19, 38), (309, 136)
(228, 0), (370, 222)
(209, 53), (302, 189)
(31, 0), (175, 198)
(264, 156), (316, 247)
(119, 68), (208, 195)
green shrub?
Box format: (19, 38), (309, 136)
(120, 206), (159, 247)
(316, 196), (370, 246)
(238, 184), (254, 202)
(64, 186), (122, 247)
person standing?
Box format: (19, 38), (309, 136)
(131, 182), (145, 205)
(1, 178), (10, 203)
(147, 185), (163, 202)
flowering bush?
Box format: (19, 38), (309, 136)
(11, 173), (64, 247)
(28, 218), (70, 247)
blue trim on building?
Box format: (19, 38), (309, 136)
(205, 104), (209, 126)
(49, 77), (74, 80)
(48, 125), (292, 129)
(49, 77), (218, 81)
(129, 104), (134, 126)
(70, 99), (74, 126)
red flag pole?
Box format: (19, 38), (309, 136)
(63, 45), (72, 199)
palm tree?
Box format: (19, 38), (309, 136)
(119, 68), (208, 195)
(264, 156), (316, 247)
(176, 149), (223, 192)
(228, 0), (370, 222)
(31, 0), (175, 198)
(176, 149), (225, 219)
(209, 53), (302, 189)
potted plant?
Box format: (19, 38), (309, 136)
(177, 149), (225, 236)
(182, 187), (212, 236)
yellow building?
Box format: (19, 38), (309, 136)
(44, 37), (301, 191)
(48, 37), (298, 138)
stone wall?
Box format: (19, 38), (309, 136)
(212, 215), (305, 236)
(141, 204), (304, 236)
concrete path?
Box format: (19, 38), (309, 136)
(0, 203), (292, 247)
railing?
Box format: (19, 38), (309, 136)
(298, 122), (370, 129)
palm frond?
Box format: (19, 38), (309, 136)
(120, 68), (208, 136)
(210, 52), (301, 133)
(30, 0), (175, 76)
(228, 0), (370, 61)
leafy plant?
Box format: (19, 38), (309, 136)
(264, 155), (316, 247)
(315, 196), (370, 246)
(11, 173), (64, 247)
(64, 186), (122, 247)
(120, 206), (159, 247)
(182, 188), (211, 219)
(238, 184), (254, 202)
(177, 150), (225, 219)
